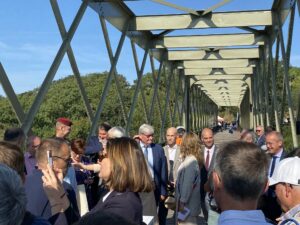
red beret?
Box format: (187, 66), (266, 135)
(57, 117), (72, 126)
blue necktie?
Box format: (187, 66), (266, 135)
(144, 146), (148, 162)
(270, 156), (278, 177)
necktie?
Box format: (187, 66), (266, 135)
(144, 146), (148, 162)
(270, 156), (278, 177)
(205, 150), (210, 170)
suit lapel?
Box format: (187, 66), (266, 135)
(151, 144), (158, 169)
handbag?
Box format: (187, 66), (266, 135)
(164, 195), (176, 210)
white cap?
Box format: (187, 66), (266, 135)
(176, 126), (185, 130)
(269, 156), (300, 186)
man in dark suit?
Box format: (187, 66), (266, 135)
(138, 124), (168, 225)
(85, 122), (111, 155)
(85, 122), (111, 208)
(261, 131), (286, 222)
(255, 125), (266, 148)
(200, 127), (218, 221)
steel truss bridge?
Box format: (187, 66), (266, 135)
(0, 0), (299, 146)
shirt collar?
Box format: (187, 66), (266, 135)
(167, 144), (177, 149)
(280, 203), (300, 221)
(140, 142), (150, 149)
(274, 148), (283, 157)
(205, 144), (215, 152)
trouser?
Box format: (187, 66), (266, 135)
(178, 215), (198, 225)
(139, 191), (159, 225)
(158, 200), (168, 225)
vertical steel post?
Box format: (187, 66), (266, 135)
(99, 16), (128, 126)
(89, 28), (127, 138)
(184, 76), (190, 132)
(50, 0), (94, 122)
(276, 11), (298, 147)
(125, 44), (149, 134)
(268, 38), (280, 132)
(0, 63), (25, 124)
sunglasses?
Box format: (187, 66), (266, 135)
(99, 152), (108, 162)
(256, 130), (262, 132)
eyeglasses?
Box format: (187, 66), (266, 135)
(52, 155), (72, 167)
(142, 133), (154, 138)
(32, 144), (40, 149)
(256, 130), (262, 132)
(99, 152), (108, 162)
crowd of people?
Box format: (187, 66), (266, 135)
(0, 118), (300, 225)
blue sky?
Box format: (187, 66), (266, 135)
(0, 0), (299, 96)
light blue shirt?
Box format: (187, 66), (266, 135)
(218, 210), (273, 225)
(140, 143), (154, 179)
(64, 166), (77, 193)
(268, 148), (283, 177)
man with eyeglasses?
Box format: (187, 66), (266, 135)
(269, 157), (300, 225)
(24, 135), (41, 176)
(261, 131), (287, 222)
(24, 138), (79, 220)
(137, 124), (167, 225)
(255, 125), (266, 148)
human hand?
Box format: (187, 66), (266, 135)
(42, 165), (69, 214)
(160, 195), (166, 201)
(72, 162), (85, 170)
(178, 201), (185, 212)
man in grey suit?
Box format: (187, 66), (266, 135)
(200, 128), (218, 221)
(162, 127), (181, 222)
(255, 125), (266, 148)
(163, 127), (181, 186)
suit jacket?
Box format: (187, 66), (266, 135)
(24, 170), (79, 220)
(85, 136), (103, 155)
(256, 134), (266, 147)
(175, 155), (201, 216)
(200, 145), (218, 199)
(90, 190), (143, 225)
(163, 145), (181, 182)
(149, 143), (168, 201)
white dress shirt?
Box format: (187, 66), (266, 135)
(204, 144), (215, 169)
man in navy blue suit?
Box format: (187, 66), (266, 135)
(85, 122), (111, 155)
(260, 131), (287, 222)
(85, 122), (111, 208)
(138, 124), (168, 225)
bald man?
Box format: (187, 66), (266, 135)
(162, 127), (181, 223)
(163, 127), (181, 185)
(200, 128), (219, 221)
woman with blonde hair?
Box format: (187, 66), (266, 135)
(176, 132), (203, 225)
(41, 137), (153, 225)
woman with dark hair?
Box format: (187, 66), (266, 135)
(42, 137), (153, 225)
(240, 131), (256, 143)
(175, 132), (202, 225)
(70, 139), (94, 211)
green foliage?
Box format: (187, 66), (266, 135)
(281, 125), (300, 152)
(0, 71), (175, 141)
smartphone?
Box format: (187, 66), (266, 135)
(47, 150), (53, 167)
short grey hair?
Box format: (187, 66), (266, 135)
(266, 131), (284, 142)
(108, 126), (126, 139)
(214, 141), (269, 201)
(139, 124), (154, 135)
(0, 164), (27, 225)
